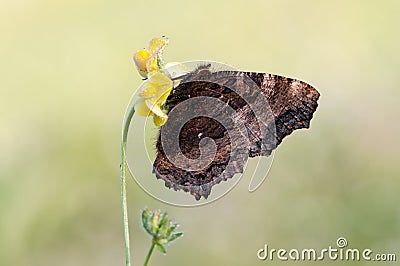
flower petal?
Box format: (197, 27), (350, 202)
(152, 73), (173, 97)
(133, 49), (150, 78)
(145, 99), (167, 118)
(148, 37), (169, 54)
(157, 88), (172, 104)
(146, 55), (160, 75)
(145, 37), (169, 75)
(139, 83), (159, 99)
(153, 115), (168, 126)
(134, 99), (152, 116)
(140, 73), (172, 99)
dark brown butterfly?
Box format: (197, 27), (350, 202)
(152, 64), (320, 200)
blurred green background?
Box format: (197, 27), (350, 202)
(1, 0), (399, 265)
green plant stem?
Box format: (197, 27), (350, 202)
(143, 240), (156, 266)
(120, 106), (136, 266)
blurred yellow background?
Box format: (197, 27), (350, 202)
(1, 0), (399, 265)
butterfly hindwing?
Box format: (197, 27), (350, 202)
(153, 65), (320, 200)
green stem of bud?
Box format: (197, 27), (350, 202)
(144, 240), (156, 266)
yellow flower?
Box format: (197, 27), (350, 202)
(133, 49), (150, 78)
(134, 72), (173, 126)
(133, 36), (169, 78)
